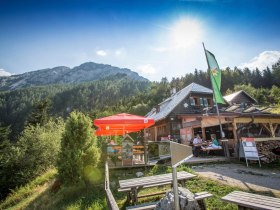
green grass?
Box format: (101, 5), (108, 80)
(0, 168), (107, 210)
(0, 168), (57, 209)
(31, 183), (107, 210)
(1, 164), (278, 210)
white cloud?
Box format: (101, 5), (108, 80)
(96, 50), (107, 57)
(137, 64), (156, 75)
(0, 69), (12, 77)
(239, 51), (280, 70)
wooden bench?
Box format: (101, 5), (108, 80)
(118, 182), (174, 192)
(126, 191), (213, 210)
(126, 202), (158, 210)
(222, 191), (280, 210)
(194, 191), (213, 210)
(106, 187), (158, 210)
(106, 185), (158, 210)
(118, 171), (196, 204)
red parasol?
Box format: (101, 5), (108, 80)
(93, 113), (154, 136)
(95, 128), (140, 136)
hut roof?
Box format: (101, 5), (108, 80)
(223, 90), (257, 105)
(146, 82), (212, 121)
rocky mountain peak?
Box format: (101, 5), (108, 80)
(0, 62), (148, 90)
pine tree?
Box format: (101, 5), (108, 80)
(57, 111), (100, 185)
(0, 125), (11, 143)
(26, 98), (51, 126)
(272, 59), (280, 86)
(262, 67), (273, 88)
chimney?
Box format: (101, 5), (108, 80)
(156, 105), (160, 113)
(170, 87), (176, 96)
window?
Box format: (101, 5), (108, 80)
(198, 97), (209, 107)
(200, 98), (204, 106)
(203, 98), (208, 107)
(191, 97), (211, 107)
(189, 97), (195, 106)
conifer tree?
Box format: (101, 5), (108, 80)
(272, 59), (280, 86)
(26, 98), (51, 126)
(0, 125), (11, 144)
(57, 111), (100, 185)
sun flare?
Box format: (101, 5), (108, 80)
(170, 18), (203, 49)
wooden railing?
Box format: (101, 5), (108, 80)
(105, 161), (119, 210)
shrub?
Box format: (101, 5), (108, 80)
(0, 119), (64, 199)
(57, 111), (100, 185)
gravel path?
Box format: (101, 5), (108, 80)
(193, 163), (280, 197)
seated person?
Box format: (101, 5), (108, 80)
(192, 134), (202, 157)
(204, 134), (222, 149)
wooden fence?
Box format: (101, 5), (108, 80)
(105, 161), (119, 210)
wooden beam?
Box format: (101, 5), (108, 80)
(269, 123), (275, 138)
(154, 126), (157, 141)
(273, 124), (278, 134)
(232, 122), (238, 157)
(234, 117), (280, 124)
(232, 122), (238, 142)
(254, 137), (280, 142)
(202, 127), (206, 141)
(261, 123), (272, 135)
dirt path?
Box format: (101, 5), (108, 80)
(193, 163), (280, 197)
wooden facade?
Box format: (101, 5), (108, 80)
(145, 83), (280, 158)
(223, 90), (257, 106)
(145, 90), (214, 142)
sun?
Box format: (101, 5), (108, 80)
(170, 18), (203, 49)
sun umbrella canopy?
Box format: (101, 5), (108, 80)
(95, 128), (140, 136)
(94, 113), (154, 136)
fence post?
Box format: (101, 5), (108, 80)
(105, 161), (109, 189)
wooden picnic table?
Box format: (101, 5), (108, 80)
(118, 171), (196, 204)
(222, 191), (280, 210)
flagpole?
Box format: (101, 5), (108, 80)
(202, 43), (224, 139)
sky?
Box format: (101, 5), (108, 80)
(0, 0), (280, 81)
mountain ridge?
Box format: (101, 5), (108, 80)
(0, 62), (148, 90)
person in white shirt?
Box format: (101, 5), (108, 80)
(192, 134), (202, 157)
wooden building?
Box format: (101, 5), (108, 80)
(145, 82), (214, 142)
(145, 83), (280, 158)
(223, 90), (257, 106)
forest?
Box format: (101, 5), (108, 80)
(0, 59), (280, 200)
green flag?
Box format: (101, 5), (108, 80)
(205, 49), (225, 104)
